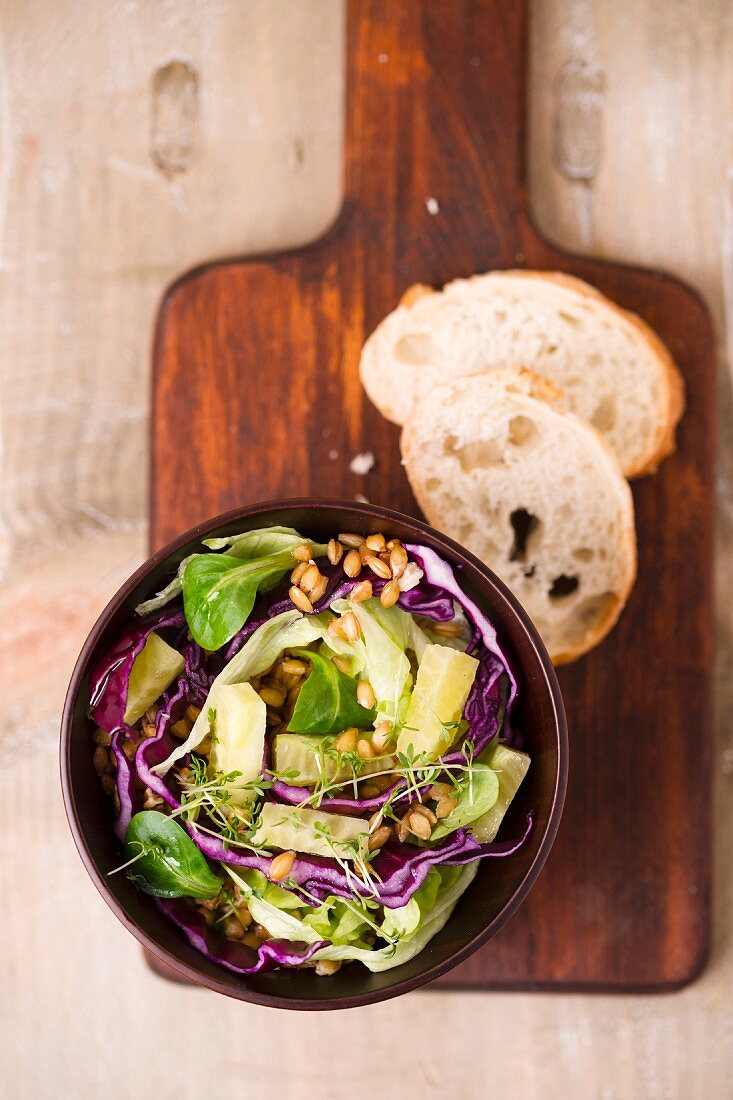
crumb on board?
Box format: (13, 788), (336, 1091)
(329, 449), (339, 460)
(426, 196), (440, 215)
(349, 451), (375, 475)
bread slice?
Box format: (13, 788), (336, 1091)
(401, 367), (637, 663)
(361, 269), (684, 478)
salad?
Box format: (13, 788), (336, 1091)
(89, 525), (532, 977)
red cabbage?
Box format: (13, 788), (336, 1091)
(406, 543), (517, 701)
(89, 608), (186, 733)
(135, 690), (531, 908)
(110, 728), (136, 840)
(102, 539), (531, 944)
(182, 640), (215, 704)
(135, 679), (192, 811)
(268, 775), (406, 816)
(277, 820), (533, 908)
(440, 814), (533, 864)
(155, 900), (327, 974)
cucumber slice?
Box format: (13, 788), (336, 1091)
(124, 632), (185, 725)
(470, 743), (530, 842)
(273, 733), (384, 787)
(396, 644), (479, 763)
(208, 681), (266, 802)
(251, 802), (369, 859)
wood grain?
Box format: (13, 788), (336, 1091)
(2, 0), (732, 1095)
(151, 0), (714, 991)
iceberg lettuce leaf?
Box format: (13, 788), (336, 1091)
(225, 862), (476, 972)
(135, 526), (326, 641)
(325, 598), (428, 728)
(313, 864), (477, 972)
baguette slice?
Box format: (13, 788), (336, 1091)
(401, 367), (637, 663)
(361, 269), (684, 478)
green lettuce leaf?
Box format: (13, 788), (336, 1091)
(135, 526), (326, 638)
(381, 865), (442, 942)
(325, 598), (429, 729)
(224, 862), (477, 973)
(224, 866), (323, 944)
(232, 867), (306, 910)
(134, 554), (196, 617)
(312, 864), (478, 972)
(303, 898), (371, 948)
(203, 526), (321, 558)
(286, 648), (376, 735)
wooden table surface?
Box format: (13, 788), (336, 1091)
(1, 2), (731, 1096)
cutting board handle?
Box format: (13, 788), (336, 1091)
(344, 0), (533, 266)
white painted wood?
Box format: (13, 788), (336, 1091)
(1, 2), (731, 1097)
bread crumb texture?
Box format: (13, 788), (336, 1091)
(401, 368), (637, 663)
(361, 270), (683, 478)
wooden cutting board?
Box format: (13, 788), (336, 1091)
(150, 0), (714, 991)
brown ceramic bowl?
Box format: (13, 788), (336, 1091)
(61, 499), (567, 1009)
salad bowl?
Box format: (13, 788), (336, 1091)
(61, 499), (567, 1009)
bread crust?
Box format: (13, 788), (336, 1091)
(375, 269), (685, 478)
(518, 270), (685, 477)
(399, 283), (433, 308)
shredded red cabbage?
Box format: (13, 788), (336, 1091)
(155, 900), (327, 974)
(89, 608), (186, 733)
(182, 640), (216, 704)
(109, 728), (136, 840)
(92, 537), (533, 975)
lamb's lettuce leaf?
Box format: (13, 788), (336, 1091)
(182, 550), (301, 652)
(135, 526), (326, 647)
(121, 811), (222, 899)
(287, 648), (375, 735)
(469, 743), (531, 843)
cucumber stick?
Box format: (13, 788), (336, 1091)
(251, 802), (369, 859)
(273, 733), (384, 787)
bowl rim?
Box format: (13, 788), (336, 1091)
(60, 497), (568, 1010)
